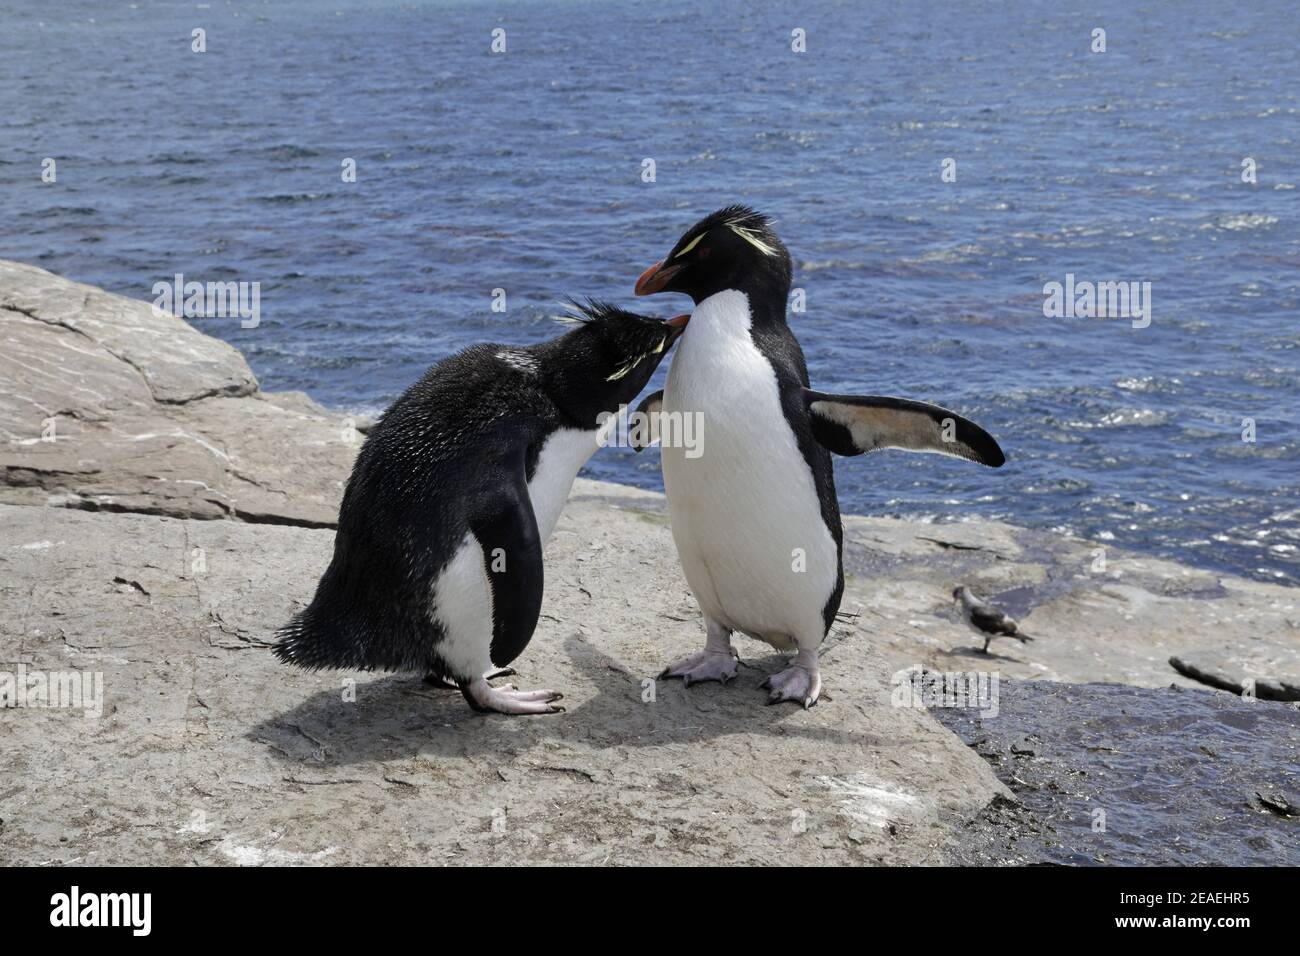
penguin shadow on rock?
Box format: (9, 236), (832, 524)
(270, 300), (690, 718)
(629, 205), (1008, 709)
(549, 630), (885, 751)
(251, 629), (884, 769)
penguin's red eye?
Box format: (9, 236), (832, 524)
(697, 246), (711, 259)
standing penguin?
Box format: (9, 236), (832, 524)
(275, 301), (688, 715)
(632, 206), (1005, 707)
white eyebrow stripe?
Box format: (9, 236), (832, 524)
(605, 356), (640, 381)
(605, 339), (667, 381)
(726, 222), (777, 256)
(673, 231), (707, 259)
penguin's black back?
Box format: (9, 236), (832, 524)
(274, 344), (557, 676)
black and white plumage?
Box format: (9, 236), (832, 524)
(633, 206), (1005, 707)
(953, 586), (1033, 654)
(275, 301), (687, 715)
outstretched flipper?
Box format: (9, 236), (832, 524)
(628, 389), (664, 452)
(802, 388), (1005, 467)
(457, 477), (562, 715)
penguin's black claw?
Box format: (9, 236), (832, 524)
(766, 690), (820, 709)
(762, 664), (822, 709)
(658, 650), (741, 687)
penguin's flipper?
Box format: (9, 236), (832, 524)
(471, 482), (545, 668)
(629, 389), (664, 452)
(801, 389), (1005, 467)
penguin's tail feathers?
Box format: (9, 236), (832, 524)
(274, 605), (348, 671)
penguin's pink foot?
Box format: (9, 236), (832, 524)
(460, 675), (564, 716)
(761, 652), (821, 709)
(424, 667), (515, 691)
(658, 649), (739, 687)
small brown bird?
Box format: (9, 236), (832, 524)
(953, 586), (1034, 654)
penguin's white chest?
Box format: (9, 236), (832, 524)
(661, 290), (837, 646)
(527, 427), (599, 543)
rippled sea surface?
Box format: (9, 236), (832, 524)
(2, 0), (1297, 583)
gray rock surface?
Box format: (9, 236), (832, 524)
(1169, 649), (1300, 702)
(835, 515), (1300, 692)
(1, 260), (357, 527)
(0, 501), (1006, 865)
(0, 259), (255, 405)
(2, 259), (1297, 865)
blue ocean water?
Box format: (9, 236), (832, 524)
(1, 0), (1297, 584)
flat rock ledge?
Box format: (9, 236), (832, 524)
(0, 502), (1005, 865)
(1169, 650), (1300, 702)
(1, 260), (356, 527)
(1, 260), (1297, 865)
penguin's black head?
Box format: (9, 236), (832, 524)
(538, 300), (688, 425)
(634, 204), (792, 305)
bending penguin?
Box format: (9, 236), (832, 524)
(275, 301), (688, 715)
(632, 206), (1005, 707)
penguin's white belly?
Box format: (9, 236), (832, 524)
(431, 427), (598, 676)
(431, 531), (495, 676)
(661, 290), (837, 647)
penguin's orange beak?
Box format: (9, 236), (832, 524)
(664, 313), (690, 338)
(635, 260), (682, 296)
